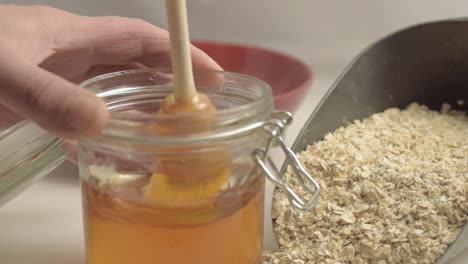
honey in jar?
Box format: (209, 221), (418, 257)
(82, 168), (264, 264)
(78, 69), (274, 264)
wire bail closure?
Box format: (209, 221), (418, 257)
(253, 110), (320, 211)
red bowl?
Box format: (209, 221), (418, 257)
(192, 41), (313, 113)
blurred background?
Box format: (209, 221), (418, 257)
(3, 0), (468, 81)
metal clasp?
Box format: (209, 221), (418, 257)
(253, 110), (320, 211)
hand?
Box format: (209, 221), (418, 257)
(0, 5), (220, 139)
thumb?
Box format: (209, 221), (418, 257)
(0, 56), (108, 139)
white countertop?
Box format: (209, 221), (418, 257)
(0, 77), (467, 264)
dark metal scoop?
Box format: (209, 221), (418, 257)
(294, 19), (467, 150)
(272, 18), (468, 263)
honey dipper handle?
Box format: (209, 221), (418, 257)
(166, 0), (198, 103)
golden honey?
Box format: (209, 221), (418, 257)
(78, 69), (277, 264)
(82, 173), (264, 264)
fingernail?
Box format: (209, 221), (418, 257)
(66, 94), (108, 137)
(63, 140), (78, 164)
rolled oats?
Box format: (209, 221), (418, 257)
(263, 103), (467, 264)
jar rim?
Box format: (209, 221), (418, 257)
(80, 68), (274, 146)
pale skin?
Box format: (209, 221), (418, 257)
(0, 5), (221, 161)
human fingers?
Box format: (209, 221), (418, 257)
(0, 104), (24, 129)
(0, 50), (108, 139)
(42, 16), (221, 77)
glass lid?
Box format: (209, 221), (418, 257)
(0, 121), (66, 206)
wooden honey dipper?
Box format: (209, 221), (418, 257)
(145, 0), (231, 201)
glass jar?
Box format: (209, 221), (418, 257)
(0, 69), (320, 264)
